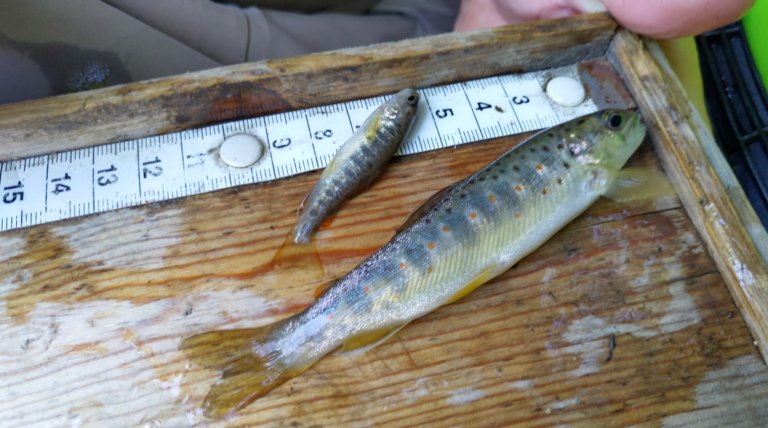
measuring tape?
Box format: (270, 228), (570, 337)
(0, 65), (597, 232)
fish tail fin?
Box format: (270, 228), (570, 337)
(270, 234), (324, 278)
(180, 326), (294, 418)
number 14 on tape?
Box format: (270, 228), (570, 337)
(0, 65), (595, 232)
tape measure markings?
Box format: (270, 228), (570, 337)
(0, 64), (597, 232)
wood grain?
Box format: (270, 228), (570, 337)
(608, 30), (768, 362)
(1, 15), (767, 428)
(2, 135), (766, 427)
(0, 14), (617, 161)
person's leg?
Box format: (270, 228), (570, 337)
(0, 0), (220, 104)
(1, 0), (461, 104)
(104, 0), (461, 62)
(243, 0), (461, 60)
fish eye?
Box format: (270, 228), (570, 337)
(606, 113), (623, 130)
(406, 94), (418, 105)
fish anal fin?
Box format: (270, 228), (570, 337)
(180, 324), (303, 418)
(340, 323), (409, 356)
(444, 265), (498, 305)
(604, 167), (675, 202)
(398, 181), (461, 233)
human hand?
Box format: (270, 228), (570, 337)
(454, 0), (755, 38)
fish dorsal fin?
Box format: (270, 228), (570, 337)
(397, 180), (461, 233)
(603, 167), (675, 202)
(339, 323), (409, 356)
(444, 265), (498, 305)
(313, 279), (339, 300)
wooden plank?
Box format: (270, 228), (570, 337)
(608, 30), (768, 362)
(0, 14), (617, 161)
(3, 136), (766, 427)
(1, 17), (767, 427)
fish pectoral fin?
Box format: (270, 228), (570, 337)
(180, 325), (300, 419)
(444, 265), (499, 305)
(296, 192), (309, 216)
(324, 154), (343, 176)
(603, 167), (675, 203)
(397, 180), (462, 233)
(339, 323), (409, 356)
(364, 112), (383, 142)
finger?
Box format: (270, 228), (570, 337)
(600, 0), (755, 38)
(454, 0), (581, 32)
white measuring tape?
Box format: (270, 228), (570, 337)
(0, 65), (597, 232)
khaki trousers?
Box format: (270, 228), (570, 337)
(0, 0), (460, 104)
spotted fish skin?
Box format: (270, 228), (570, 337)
(180, 109), (646, 418)
(277, 108), (646, 359)
(292, 88), (420, 243)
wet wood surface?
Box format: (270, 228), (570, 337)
(609, 30), (768, 363)
(2, 14), (768, 428)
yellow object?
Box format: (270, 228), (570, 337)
(743, 0), (768, 87)
(658, 38), (711, 131)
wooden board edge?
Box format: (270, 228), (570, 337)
(607, 29), (768, 362)
(0, 13), (617, 161)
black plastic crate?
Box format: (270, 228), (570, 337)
(696, 22), (768, 229)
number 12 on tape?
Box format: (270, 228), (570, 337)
(0, 65), (596, 232)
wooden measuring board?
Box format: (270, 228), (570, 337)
(1, 14), (768, 427)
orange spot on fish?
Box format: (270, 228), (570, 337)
(364, 287), (370, 294)
(514, 213), (521, 219)
(400, 261), (406, 269)
(442, 225), (450, 232)
(487, 194), (496, 203)
(514, 185), (523, 193)
(542, 188), (548, 195)
(427, 267), (433, 273)
(427, 241), (436, 250)
(535, 164), (544, 171)
(468, 212), (477, 220)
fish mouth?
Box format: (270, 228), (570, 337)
(396, 88), (420, 107)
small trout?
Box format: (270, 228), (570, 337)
(181, 109), (646, 418)
(292, 88), (420, 243)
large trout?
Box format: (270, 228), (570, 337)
(182, 109), (647, 418)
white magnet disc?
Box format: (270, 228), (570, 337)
(219, 133), (264, 168)
(545, 76), (586, 107)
